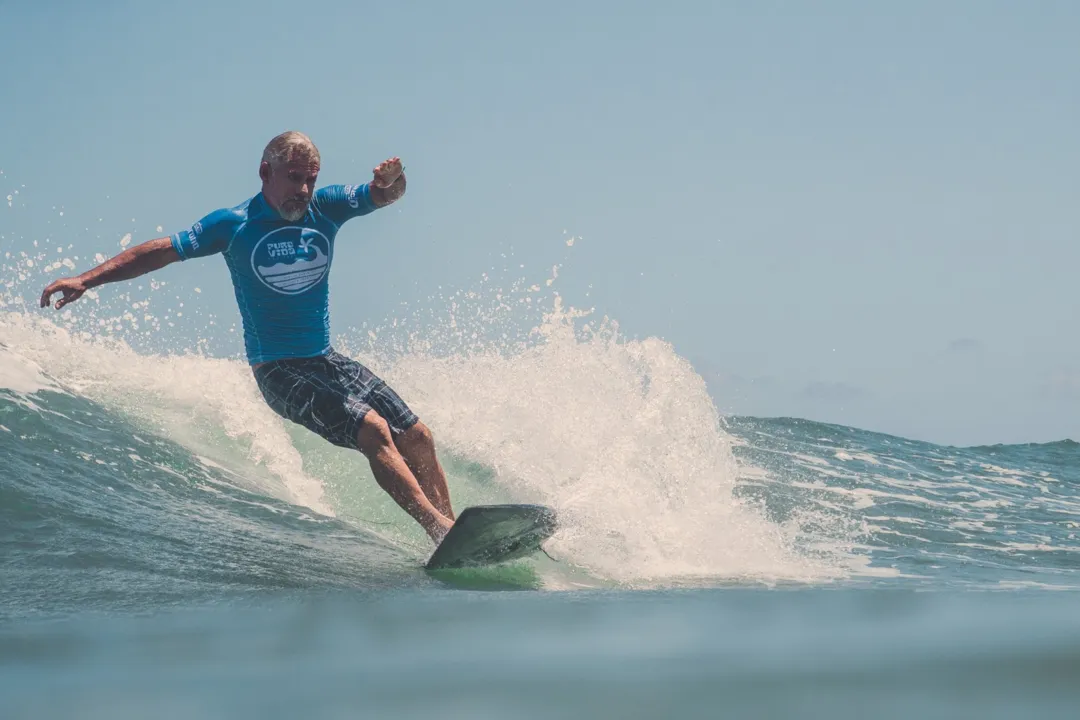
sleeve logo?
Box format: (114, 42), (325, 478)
(189, 221), (204, 251)
(344, 185), (360, 209)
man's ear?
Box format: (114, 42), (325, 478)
(259, 161), (271, 183)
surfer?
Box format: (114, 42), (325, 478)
(39, 131), (457, 543)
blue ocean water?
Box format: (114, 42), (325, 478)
(2, 265), (1079, 716)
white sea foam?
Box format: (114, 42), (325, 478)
(0, 312), (331, 515)
(0, 341), (64, 394)
(356, 297), (855, 585)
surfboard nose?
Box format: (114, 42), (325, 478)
(425, 504), (558, 570)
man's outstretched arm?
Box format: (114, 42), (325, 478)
(40, 237), (180, 310)
(314, 157), (407, 225)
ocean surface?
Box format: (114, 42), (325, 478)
(2, 263), (1080, 716)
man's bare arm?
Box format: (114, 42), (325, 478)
(40, 237), (180, 310)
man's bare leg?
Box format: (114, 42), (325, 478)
(356, 412), (453, 543)
(394, 421), (455, 520)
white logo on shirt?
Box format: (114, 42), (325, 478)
(250, 227), (331, 295)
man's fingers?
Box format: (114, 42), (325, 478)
(373, 158), (402, 176)
(39, 281), (60, 308)
(42, 285), (83, 310)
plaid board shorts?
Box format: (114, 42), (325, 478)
(253, 349), (419, 450)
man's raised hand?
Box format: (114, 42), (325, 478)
(371, 157), (406, 206)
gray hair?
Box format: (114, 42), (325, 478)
(261, 131), (320, 168)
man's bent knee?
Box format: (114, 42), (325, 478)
(356, 412), (394, 457)
(401, 420), (434, 447)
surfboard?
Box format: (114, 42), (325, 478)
(425, 504), (557, 570)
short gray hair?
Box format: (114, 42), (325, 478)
(261, 131), (320, 168)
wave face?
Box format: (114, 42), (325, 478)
(3, 287), (1078, 622)
(730, 416), (1080, 589)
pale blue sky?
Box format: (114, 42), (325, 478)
(2, 0), (1077, 445)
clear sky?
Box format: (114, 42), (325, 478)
(2, 0), (1077, 446)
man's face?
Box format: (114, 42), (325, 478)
(261, 156), (320, 222)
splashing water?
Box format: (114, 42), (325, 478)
(338, 283), (855, 584)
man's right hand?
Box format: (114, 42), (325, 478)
(40, 277), (88, 310)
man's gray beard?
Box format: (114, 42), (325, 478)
(278, 203), (308, 222)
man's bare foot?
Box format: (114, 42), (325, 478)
(430, 517), (454, 545)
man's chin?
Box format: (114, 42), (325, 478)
(278, 204), (309, 222)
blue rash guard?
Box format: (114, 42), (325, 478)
(170, 183), (377, 364)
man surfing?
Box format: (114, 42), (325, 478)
(40, 131), (456, 542)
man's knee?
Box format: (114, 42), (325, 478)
(356, 411), (394, 457)
(408, 420), (433, 443)
(399, 420), (434, 450)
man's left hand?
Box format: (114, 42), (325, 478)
(371, 157), (406, 207)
